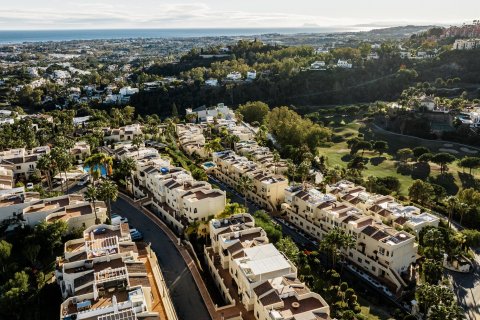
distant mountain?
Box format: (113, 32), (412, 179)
(361, 25), (436, 37)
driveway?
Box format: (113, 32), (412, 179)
(111, 197), (210, 320)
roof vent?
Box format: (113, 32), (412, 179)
(291, 302), (300, 309)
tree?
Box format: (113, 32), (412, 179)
(372, 140), (388, 155)
(237, 101), (270, 124)
(354, 140), (372, 156)
(50, 147), (72, 193)
(413, 146), (430, 159)
(36, 154), (54, 191)
(85, 185), (100, 223)
(423, 228), (445, 259)
(237, 175), (253, 210)
(132, 134), (144, 156)
(417, 283), (462, 319)
(98, 180), (119, 221)
(397, 148), (414, 163)
(408, 180), (434, 205)
(431, 153), (456, 174)
(0, 271), (30, 319)
(117, 157), (137, 189)
(319, 228), (356, 268)
(171, 103), (178, 117)
(0, 240), (12, 272)
(444, 196), (459, 230)
(272, 150), (281, 174)
(418, 152), (433, 163)
(298, 160), (311, 189)
(84, 153), (113, 182)
(276, 237), (300, 263)
(458, 156), (480, 175)
(204, 138), (223, 155)
(422, 259), (443, 284)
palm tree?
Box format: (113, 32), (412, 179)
(84, 185), (100, 223)
(444, 196), (459, 230)
(119, 157), (136, 190)
(132, 134), (144, 157)
(319, 228), (356, 268)
(298, 160), (311, 190)
(36, 154), (53, 191)
(51, 147), (72, 193)
(237, 175), (253, 211)
(84, 153), (113, 183)
(204, 138), (223, 155)
(272, 150), (281, 174)
(287, 160), (297, 185)
(98, 180), (119, 221)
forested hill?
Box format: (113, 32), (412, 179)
(130, 41), (480, 117)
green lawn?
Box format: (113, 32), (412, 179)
(320, 121), (480, 196)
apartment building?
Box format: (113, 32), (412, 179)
(57, 223), (175, 320)
(104, 124), (143, 143)
(205, 214), (331, 320)
(151, 169), (226, 224)
(282, 186), (417, 292)
(114, 145), (159, 162)
(327, 180), (439, 234)
(235, 140), (288, 174)
(0, 164), (14, 190)
(0, 192), (107, 230)
(212, 151), (288, 211)
(453, 39), (480, 50)
(0, 145), (50, 178)
(185, 103), (235, 122)
(176, 123), (207, 158)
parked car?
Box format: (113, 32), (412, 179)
(111, 215), (128, 225)
(26, 182), (34, 190)
(130, 230), (143, 241)
(93, 228), (107, 235)
(77, 174), (90, 186)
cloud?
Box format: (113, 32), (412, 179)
(0, 2), (472, 30)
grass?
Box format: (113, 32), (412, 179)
(358, 296), (395, 320)
(320, 120), (480, 196)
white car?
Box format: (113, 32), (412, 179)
(26, 183), (34, 190)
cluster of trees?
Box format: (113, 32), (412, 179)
(266, 106), (332, 158)
(0, 221), (68, 319)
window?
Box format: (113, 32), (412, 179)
(349, 252), (353, 257)
(16, 166), (21, 170)
(358, 258), (362, 263)
(372, 266), (376, 272)
(194, 208), (197, 214)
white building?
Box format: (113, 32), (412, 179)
(0, 146), (50, 179)
(226, 71), (242, 81)
(453, 39), (480, 50)
(205, 78), (219, 86)
(310, 61), (326, 70)
(185, 103), (235, 122)
(337, 59), (353, 69)
(247, 70), (257, 80)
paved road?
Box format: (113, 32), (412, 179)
(111, 197), (211, 320)
(448, 249), (480, 320)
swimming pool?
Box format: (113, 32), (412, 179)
(83, 165), (107, 177)
(203, 162), (215, 168)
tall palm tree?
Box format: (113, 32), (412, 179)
(272, 151), (280, 174)
(119, 157), (136, 190)
(298, 160), (311, 190)
(132, 134), (144, 157)
(51, 147), (72, 193)
(84, 153), (113, 183)
(84, 185), (100, 223)
(36, 154), (53, 191)
(98, 179), (119, 221)
(319, 228), (356, 268)
(237, 175), (253, 211)
(444, 196), (459, 230)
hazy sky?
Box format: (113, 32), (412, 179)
(1, 0), (478, 30)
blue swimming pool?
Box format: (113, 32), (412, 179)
(203, 162), (215, 168)
(83, 165), (107, 176)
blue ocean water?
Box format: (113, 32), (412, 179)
(0, 27), (357, 44)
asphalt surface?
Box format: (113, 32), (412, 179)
(448, 249), (480, 320)
(111, 197), (211, 320)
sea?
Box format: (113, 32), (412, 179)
(0, 27), (365, 44)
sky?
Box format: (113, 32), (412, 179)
(1, 0), (478, 30)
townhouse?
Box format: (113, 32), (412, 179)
(0, 192), (108, 230)
(215, 119), (256, 141)
(281, 185), (418, 292)
(205, 213), (331, 320)
(104, 124), (143, 143)
(70, 141), (91, 163)
(0, 145), (50, 179)
(146, 168), (226, 225)
(0, 164), (14, 190)
(212, 150), (288, 212)
(176, 123), (207, 158)
(327, 180), (439, 234)
(57, 223), (175, 320)
(235, 140), (288, 174)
